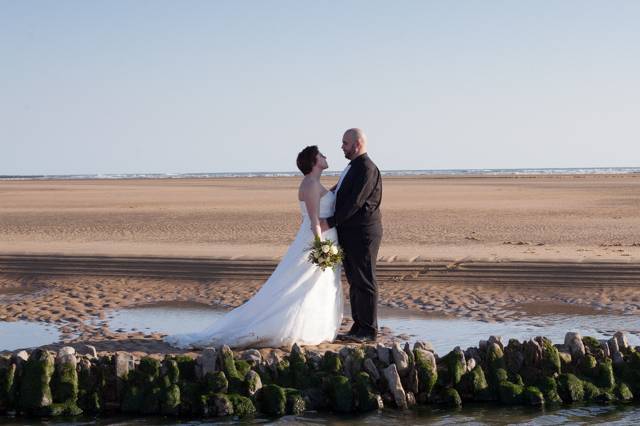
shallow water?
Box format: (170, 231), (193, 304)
(104, 301), (640, 354)
(1, 403), (640, 425)
(0, 320), (60, 351)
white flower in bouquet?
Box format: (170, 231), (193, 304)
(330, 246), (338, 255)
(306, 237), (344, 271)
(322, 244), (330, 253)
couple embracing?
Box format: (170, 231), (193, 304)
(165, 128), (382, 349)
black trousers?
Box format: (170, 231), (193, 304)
(338, 223), (382, 336)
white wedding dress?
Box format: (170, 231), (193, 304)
(164, 191), (343, 349)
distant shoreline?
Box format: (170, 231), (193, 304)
(2, 166), (640, 181)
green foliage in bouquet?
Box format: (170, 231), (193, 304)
(307, 237), (344, 271)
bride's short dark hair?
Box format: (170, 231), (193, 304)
(296, 145), (319, 175)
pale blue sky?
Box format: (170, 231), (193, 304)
(1, 1), (639, 175)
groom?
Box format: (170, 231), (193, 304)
(321, 128), (383, 343)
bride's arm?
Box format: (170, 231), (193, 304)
(302, 185), (323, 239)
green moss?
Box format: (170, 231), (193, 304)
(557, 374), (584, 402)
(173, 355), (197, 382)
(523, 386), (544, 406)
(414, 349), (437, 396)
(163, 358), (180, 385)
(353, 372), (380, 412)
(138, 357), (160, 383)
(52, 362), (78, 404)
(440, 388), (462, 407)
(537, 376), (563, 404)
(439, 349), (466, 386)
(498, 381), (524, 405)
(615, 383), (633, 401)
(160, 384), (180, 415)
(221, 346), (240, 380)
(275, 359), (293, 388)
(228, 393), (256, 417)
(457, 366), (490, 401)
(19, 349), (55, 414)
(487, 345), (506, 388)
(322, 351), (342, 375)
(257, 384), (286, 417)
(594, 359), (615, 389)
(0, 363), (16, 412)
(284, 388), (306, 415)
(540, 338), (561, 376)
(177, 382), (203, 416)
(48, 400), (83, 416)
(495, 368), (508, 383)
(209, 392), (233, 416)
(582, 336), (601, 355)
(582, 381), (602, 401)
(327, 375), (352, 413)
(289, 348), (308, 389)
(234, 360), (251, 379)
(205, 371), (228, 394)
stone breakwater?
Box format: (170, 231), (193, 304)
(0, 331), (639, 418)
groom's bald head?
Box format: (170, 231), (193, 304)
(342, 128), (368, 160)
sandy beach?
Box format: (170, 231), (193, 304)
(1, 174), (639, 354)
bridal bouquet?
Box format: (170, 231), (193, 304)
(307, 237), (343, 271)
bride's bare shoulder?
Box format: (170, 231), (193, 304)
(298, 177), (322, 201)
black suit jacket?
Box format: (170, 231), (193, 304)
(326, 153), (382, 229)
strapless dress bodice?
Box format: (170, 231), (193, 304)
(300, 191), (335, 220)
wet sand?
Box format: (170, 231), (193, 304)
(1, 174), (639, 354)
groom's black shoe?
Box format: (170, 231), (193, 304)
(336, 332), (358, 341)
(346, 332), (377, 344)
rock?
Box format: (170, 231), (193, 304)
(615, 382), (633, 401)
(284, 388), (306, 415)
(78, 345), (97, 359)
(240, 349), (262, 364)
(376, 344), (391, 366)
(363, 358), (380, 382)
(523, 386), (545, 406)
(343, 347), (364, 379)
(15, 350), (29, 363)
(466, 357), (477, 372)
(404, 367), (419, 394)
(538, 376), (563, 404)
(391, 343), (410, 375)
(57, 347), (75, 358)
(19, 349), (55, 413)
(523, 339), (542, 368)
(504, 339), (524, 374)
(322, 351), (342, 375)
(457, 365), (489, 401)
(243, 370), (262, 397)
(479, 340), (488, 351)
(608, 337), (620, 356)
(488, 336), (503, 351)
(405, 391), (416, 407)
(327, 375), (353, 413)
(438, 388), (462, 406)
(612, 351), (624, 364)
(196, 348), (219, 379)
(599, 340), (611, 358)
(613, 331), (629, 350)
(537, 337), (561, 376)
(564, 332), (586, 358)
(383, 364), (407, 409)
(498, 381), (524, 405)
(115, 352), (135, 379)
(206, 371), (228, 393)
(487, 343), (506, 377)
(306, 351), (323, 370)
(228, 393), (256, 417)
(364, 345), (378, 360)
(414, 349), (437, 396)
(220, 346), (240, 381)
(353, 372), (383, 412)
(257, 384), (286, 417)
(211, 393), (234, 416)
(414, 341), (434, 352)
(440, 347), (466, 386)
(557, 373), (584, 402)
(302, 387), (328, 411)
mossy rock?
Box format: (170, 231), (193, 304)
(52, 362), (78, 404)
(121, 385), (143, 413)
(353, 372), (381, 412)
(326, 375), (352, 413)
(582, 381), (602, 401)
(495, 368), (508, 383)
(457, 365), (490, 401)
(177, 382), (203, 416)
(19, 349), (55, 413)
(257, 384), (286, 417)
(322, 351), (342, 375)
(487, 343), (506, 373)
(160, 384), (180, 415)
(414, 349), (437, 397)
(228, 393), (256, 417)
(540, 338), (561, 376)
(289, 347), (309, 388)
(173, 355), (197, 382)
(0, 363), (16, 412)
(48, 400), (83, 416)
(537, 376), (563, 404)
(593, 359), (615, 389)
(523, 386), (544, 406)
(615, 382), (633, 401)
(439, 388), (462, 407)
(141, 386), (161, 415)
(163, 358), (180, 385)
(205, 371), (228, 394)
(439, 349), (465, 387)
(209, 392), (234, 416)
(234, 360), (251, 379)
(582, 336), (602, 356)
(557, 373), (584, 402)
(275, 359), (293, 388)
(220, 346), (240, 380)
(284, 388), (306, 415)
(137, 357), (161, 384)
(498, 381), (524, 405)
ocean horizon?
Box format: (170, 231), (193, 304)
(1, 167), (640, 181)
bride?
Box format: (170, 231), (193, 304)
(164, 146), (343, 349)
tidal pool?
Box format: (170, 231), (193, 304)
(0, 320), (60, 351)
(104, 301), (640, 354)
